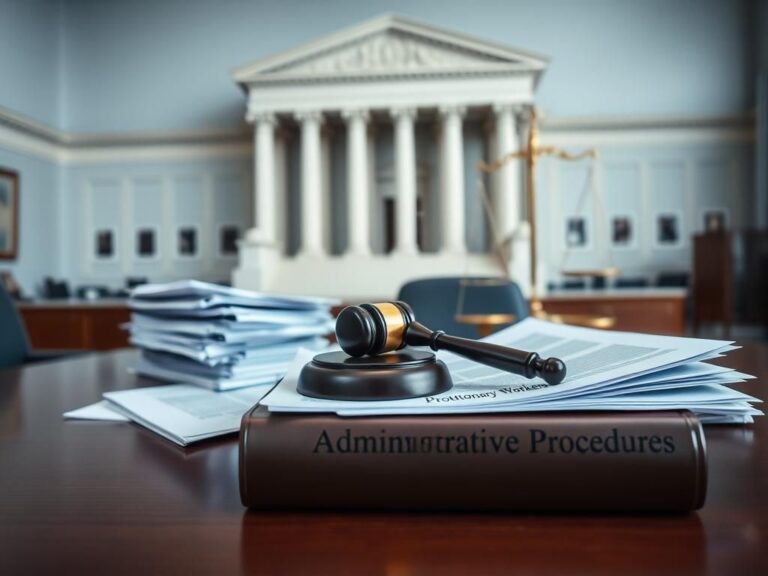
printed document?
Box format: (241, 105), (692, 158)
(102, 385), (271, 446)
(260, 318), (760, 422)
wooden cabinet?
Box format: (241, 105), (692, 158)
(539, 289), (687, 335)
(17, 300), (130, 351)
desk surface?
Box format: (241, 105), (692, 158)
(0, 348), (766, 576)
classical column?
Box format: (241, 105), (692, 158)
(273, 128), (288, 253)
(321, 125), (333, 253)
(493, 104), (521, 244)
(342, 109), (371, 256)
(296, 110), (324, 256)
(246, 112), (277, 244)
(439, 105), (467, 254)
(390, 107), (418, 255)
(367, 124), (381, 254)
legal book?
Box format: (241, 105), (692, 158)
(239, 406), (707, 512)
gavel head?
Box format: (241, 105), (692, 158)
(336, 301), (415, 357)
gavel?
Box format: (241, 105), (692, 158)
(335, 301), (567, 386)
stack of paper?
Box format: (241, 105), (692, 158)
(126, 280), (337, 391)
(261, 318), (762, 424)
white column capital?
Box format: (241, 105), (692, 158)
(251, 111), (278, 126)
(438, 104), (467, 118)
(389, 107), (418, 121)
(492, 102), (522, 116)
(341, 108), (370, 122)
(294, 110), (324, 123)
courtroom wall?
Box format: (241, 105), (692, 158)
(60, 155), (252, 289)
(0, 144), (60, 293)
(60, 0), (754, 133)
(0, 0), (761, 293)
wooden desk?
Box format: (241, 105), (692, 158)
(16, 299), (130, 350)
(0, 348), (766, 575)
(540, 289), (687, 335)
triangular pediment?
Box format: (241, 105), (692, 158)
(233, 14), (548, 85)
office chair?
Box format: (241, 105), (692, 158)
(397, 277), (528, 339)
(0, 282), (31, 368)
(0, 284), (77, 369)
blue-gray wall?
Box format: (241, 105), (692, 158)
(0, 0), (62, 127)
(0, 0), (762, 294)
(0, 0), (62, 293)
(0, 145), (60, 292)
(61, 157), (251, 289)
(59, 0), (755, 133)
(535, 141), (754, 284)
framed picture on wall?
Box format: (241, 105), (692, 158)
(655, 212), (683, 248)
(0, 168), (19, 260)
(177, 226), (198, 257)
(565, 217), (589, 249)
(611, 215), (636, 249)
(219, 225), (241, 256)
(136, 228), (158, 259)
(701, 208), (729, 234)
(95, 229), (117, 260)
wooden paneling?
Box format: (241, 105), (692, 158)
(539, 293), (686, 335)
(18, 303), (130, 350)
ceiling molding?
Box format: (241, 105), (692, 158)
(0, 104), (250, 149)
(538, 113), (756, 133)
(0, 106), (251, 164)
(0, 103), (755, 166)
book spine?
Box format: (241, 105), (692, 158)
(239, 410), (707, 512)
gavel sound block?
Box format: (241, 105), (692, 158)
(297, 302), (567, 401)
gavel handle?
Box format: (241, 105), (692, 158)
(435, 332), (539, 376)
(405, 322), (566, 385)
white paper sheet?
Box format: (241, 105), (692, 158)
(103, 384), (270, 446)
(130, 279), (339, 310)
(63, 400), (131, 422)
(260, 318), (760, 422)
(129, 309), (333, 328)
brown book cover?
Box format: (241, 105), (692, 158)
(239, 406), (707, 512)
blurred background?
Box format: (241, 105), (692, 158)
(0, 0), (766, 351)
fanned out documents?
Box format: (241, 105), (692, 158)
(126, 280), (337, 391)
(261, 318), (762, 424)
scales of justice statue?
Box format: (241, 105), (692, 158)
(456, 106), (618, 333)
